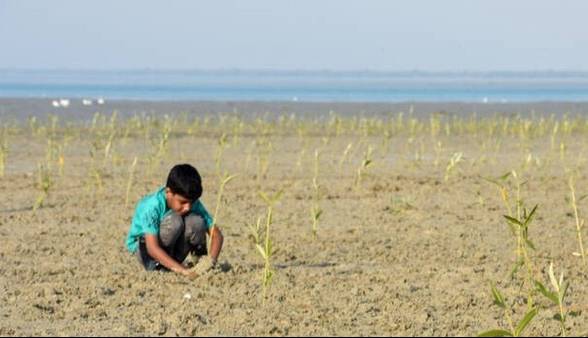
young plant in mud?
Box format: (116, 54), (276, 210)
(511, 171), (527, 223)
(125, 156), (138, 208)
(310, 205), (323, 239)
(411, 138), (425, 166)
(478, 284), (538, 337)
(355, 145), (374, 188)
(433, 141), (443, 168)
(57, 142), (66, 177)
(28, 116), (39, 136)
(310, 150), (323, 237)
(212, 173), (238, 226)
(247, 216), (263, 247)
(33, 162), (53, 211)
(504, 204), (539, 307)
(256, 138), (273, 183)
(147, 117), (173, 178)
(310, 177), (323, 238)
(567, 176), (586, 265)
(313, 149), (320, 180)
(243, 140), (254, 173)
(45, 137), (59, 170)
(484, 171), (510, 205)
(444, 152), (464, 182)
(103, 128), (117, 165)
(338, 142), (353, 171)
(0, 130), (7, 178)
(380, 129), (393, 158)
(208, 172), (238, 249)
(215, 133), (229, 177)
(296, 143), (307, 173)
(559, 141), (567, 162)
(88, 141), (105, 192)
(483, 172), (529, 267)
(256, 189), (283, 296)
(535, 263), (570, 337)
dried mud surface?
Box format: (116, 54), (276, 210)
(1, 113), (588, 336)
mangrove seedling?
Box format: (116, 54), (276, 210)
(567, 176), (586, 265)
(355, 145), (374, 188)
(0, 131), (7, 178)
(535, 263), (569, 337)
(478, 283), (538, 337)
(125, 157), (138, 208)
(33, 163), (53, 211)
(208, 172), (238, 250)
(504, 203), (539, 309)
(257, 189), (284, 296)
(444, 152), (464, 182)
(248, 216), (263, 247)
(310, 176), (322, 238)
(215, 132), (229, 176)
(338, 142), (353, 170)
(310, 205), (323, 238)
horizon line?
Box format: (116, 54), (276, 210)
(2, 68), (588, 75)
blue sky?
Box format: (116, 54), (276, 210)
(1, 0), (587, 71)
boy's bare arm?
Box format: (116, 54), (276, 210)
(208, 227), (224, 263)
(144, 234), (190, 276)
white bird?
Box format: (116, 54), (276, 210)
(59, 99), (70, 108)
(52, 100), (61, 107)
(97, 98), (105, 105)
(82, 99), (93, 106)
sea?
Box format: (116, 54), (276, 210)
(1, 69), (588, 103)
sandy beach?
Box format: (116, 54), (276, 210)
(1, 99), (588, 335)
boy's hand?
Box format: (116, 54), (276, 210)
(188, 256), (216, 278)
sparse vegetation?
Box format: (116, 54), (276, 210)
(4, 109), (588, 335)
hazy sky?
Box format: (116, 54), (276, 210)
(1, 0), (587, 71)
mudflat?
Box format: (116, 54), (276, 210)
(1, 102), (588, 335)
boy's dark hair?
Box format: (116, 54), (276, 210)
(166, 164), (203, 201)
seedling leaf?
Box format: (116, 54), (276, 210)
(522, 205), (538, 227)
(259, 191), (271, 205)
(255, 244), (267, 259)
(561, 281), (569, 302)
(534, 280), (558, 304)
(525, 239), (536, 251)
(504, 215), (523, 227)
(491, 284), (506, 309)
(478, 329), (513, 337)
(498, 172), (512, 181)
(514, 308), (538, 337)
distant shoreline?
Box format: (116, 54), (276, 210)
(3, 68), (588, 77)
(2, 97), (588, 122)
(3, 69), (588, 104)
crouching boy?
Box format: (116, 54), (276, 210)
(125, 164), (223, 278)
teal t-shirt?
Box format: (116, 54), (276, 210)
(125, 187), (213, 253)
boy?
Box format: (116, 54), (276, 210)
(126, 164), (223, 278)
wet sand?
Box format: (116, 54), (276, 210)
(2, 98), (588, 122)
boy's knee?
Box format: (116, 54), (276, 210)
(184, 214), (207, 246)
(159, 211), (184, 245)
